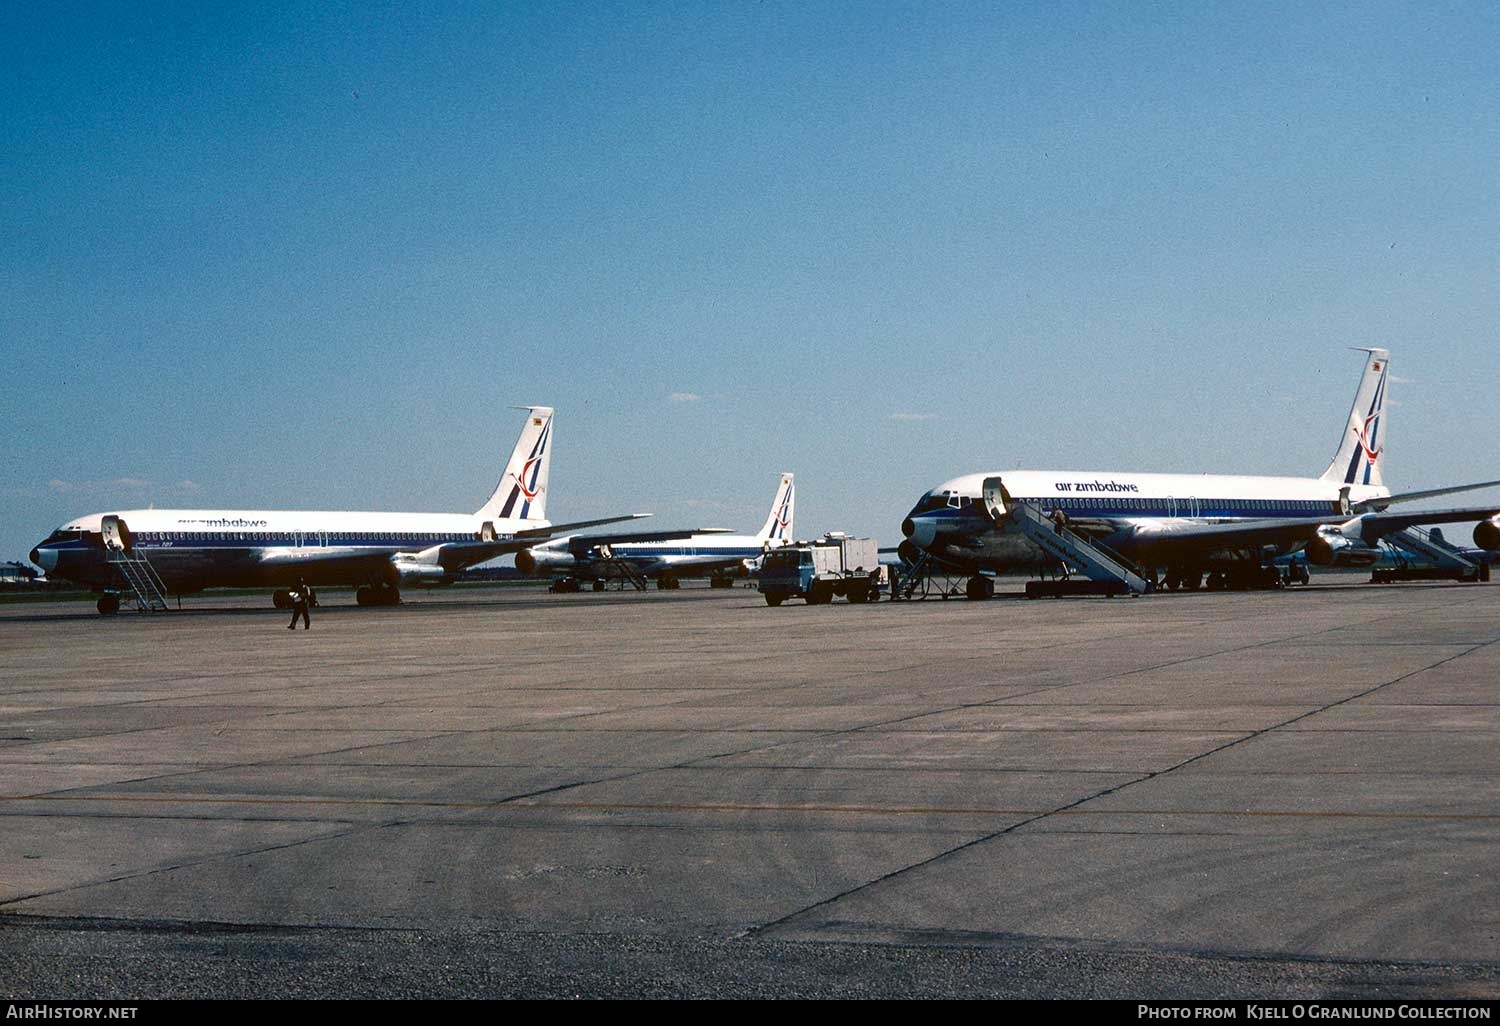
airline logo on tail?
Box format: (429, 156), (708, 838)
(1343, 364), (1386, 486)
(758, 473), (795, 543)
(500, 418), (551, 518)
(479, 407), (555, 523)
(1321, 349), (1388, 489)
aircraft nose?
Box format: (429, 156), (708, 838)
(31, 546), (56, 572)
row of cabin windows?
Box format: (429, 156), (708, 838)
(135, 531), (463, 544)
(928, 493), (1329, 513)
(1044, 497), (1327, 513)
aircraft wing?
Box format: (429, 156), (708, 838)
(256, 547), (396, 569)
(1120, 515), (1347, 559)
(1354, 504), (1500, 540)
(420, 513), (661, 568)
(252, 513), (659, 577)
(559, 527), (733, 551)
(512, 513), (653, 540)
(1355, 479), (1500, 511)
(1124, 503), (1500, 558)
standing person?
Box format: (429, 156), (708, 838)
(288, 577), (311, 630)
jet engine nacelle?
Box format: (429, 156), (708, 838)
(1305, 532), (1381, 568)
(391, 557), (455, 588)
(514, 547), (576, 577)
(1474, 517), (1500, 552)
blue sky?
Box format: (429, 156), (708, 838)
(4, 1), (1498, 563)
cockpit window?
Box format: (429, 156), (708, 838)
(46, 528), (83, 542)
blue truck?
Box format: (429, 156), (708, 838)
(757, 534), (883, 606)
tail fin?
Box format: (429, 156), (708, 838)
(477, 406), (554, 522)
(1320, 349), (1389, 489)
(755, 473), (795, 543)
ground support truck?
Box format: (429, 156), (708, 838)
(757, 534), (884, 606)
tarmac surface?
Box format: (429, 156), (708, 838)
(2, 581), (1499, 998)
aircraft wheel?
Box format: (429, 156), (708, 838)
(965, 576), (994, 601)
(97, 594), (121, 615)
(592, 580), (605, 591)
(765, 594), (783, 607)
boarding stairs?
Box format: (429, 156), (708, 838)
(1386, 526), (1477, 571)
(892, 551), (967, 600)
(594, 546), (650, 591)
(982, 477), (1152, 596)
(107, 550), (171, 612)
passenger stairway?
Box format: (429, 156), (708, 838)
(595, 547), (649, 591)
(890, 545), (971, 599)
(982, 477), (1152, 596)
(107, 550), (171, 612)
(1387, 526), (1477, 571)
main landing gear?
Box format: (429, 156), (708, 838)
(1162, 561), (1306, 592)
(354, 583), (401, 606)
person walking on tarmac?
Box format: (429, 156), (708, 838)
(288, 577), (311, 630)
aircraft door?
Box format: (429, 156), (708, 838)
(1187, 496), (1200, 518)
(1165, 496), (1177, 518)
(100, 515), (132, 553)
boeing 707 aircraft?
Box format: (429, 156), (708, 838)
(31, 407), (658, 613)
(900, 349), (1500, 598)
(515, 473), (795, 589)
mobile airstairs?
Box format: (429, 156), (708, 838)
(1374, 526), (1488, 584)
(981, 477), (1153, 598)
(101, 514), (170, 612)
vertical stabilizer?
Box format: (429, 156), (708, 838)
(1320, 349), (1389, 488)
(755, 473), (795, 543)
(478, 407), (554, 522)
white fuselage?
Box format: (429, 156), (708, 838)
(903, 470), (1390, 572)
(32, 507), (543, 592)
(520, 531), (785, 581)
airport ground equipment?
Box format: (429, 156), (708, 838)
(758, 534), (883, 606)
(983, 480), (1152, 598)
(890, 550), (971, 600)
(97, 514), (170, 614)
(545, 545), (653, 592)
(1371, 526), (1490, 583)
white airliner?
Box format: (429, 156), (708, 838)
(900, 349), (1500, 598)
(515, 473), (796, 589)
(30, 407), (664, 613)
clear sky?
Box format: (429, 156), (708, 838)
(4, 1), (1498, 564)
